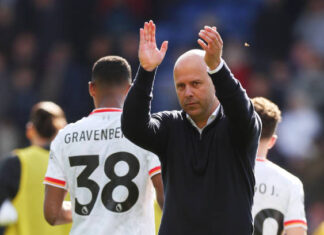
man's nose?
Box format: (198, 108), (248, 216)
(184, 87), (193, 97)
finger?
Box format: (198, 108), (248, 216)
(149, 20), (154, 43)
(159, 41), (168, 57)
(148, 22), (151, 43)
(144, 22), (149, 42)
(204, 26), (213, 32)
(201, 30), (217, 41)
(201, 29), (222, 48)
(206, 26), (223, 45)
(139, 28), (145, 45)
(197, 39), (208, 51)
(199, 31), (216, 46)
(215, 30), (223, 45)
(204, 26), (217, 33)
(152, 22), (156, 44)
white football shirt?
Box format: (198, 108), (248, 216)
(252, 157), (307, 235)
(44, 108), (161, 235)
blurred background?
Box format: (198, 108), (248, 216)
(0, 0), (323, 233)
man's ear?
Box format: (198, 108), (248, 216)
(267, 135), (278, 150)
(25, 122), (35, 141)
(89, 81), (95, 97)
(123, 84), (131, 96)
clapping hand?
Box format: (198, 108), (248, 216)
(198, 26), (223, 70)
(139, 20), (168, 72)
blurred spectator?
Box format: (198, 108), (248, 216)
(0, 53), (11, 118)
(290, 40), (324, 113)
(9, 67), (38, 130)
(0, 5), (15, 55)
(223, 40), (252, 89)
(40, 42), (72, 102)
(101, 0), (136, 36)
(11, 33), (37, 68)
(276, 90), (321, 161)
(31, 0), (64, 57)
(119, 32), (139, 70)
(246, 72), (271, 98)
(0, 120), (20, 159)
(61, 0), (96, 59)
(253, 0), (304, 67)
(294, 0), (324, 57)
(268, 60), (292, 109)
(87, 35), (113, 65)
(98, 0), (152, 21)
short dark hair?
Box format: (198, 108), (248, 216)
(29, 102), (66, 139)
(92, 56), (131, 86)
(252, 97), (282, 139)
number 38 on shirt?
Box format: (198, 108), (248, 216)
(69, 152), (140, 215)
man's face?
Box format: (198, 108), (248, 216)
(174, 57), (217, 122)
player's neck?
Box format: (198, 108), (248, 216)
(94, 96), (124, 109)
(256, 140), (269, 159)
(30, 137), (50, 149)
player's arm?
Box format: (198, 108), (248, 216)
(284, 179), (308, 235)
(0, 155), (20, 225)
(44, 185), (72, 225)
(44, 134), (71, 225)
(285, 227), (307, 235)
(121, 20), (169, 155)
(198, 27), (261, 146)
(151, 173), (164, 209)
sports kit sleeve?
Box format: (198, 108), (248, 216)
(146, 152), (161, 178)
(44, 136), (68, 190)
(284, 179), (307, 230)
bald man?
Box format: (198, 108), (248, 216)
(122, 20), (261, 235)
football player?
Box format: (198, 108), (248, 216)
(252, 97), (307, 235)
(0, 101), (70, 235)
(43, 56), (163, 235)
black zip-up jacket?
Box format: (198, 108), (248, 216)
(121, 62), (261, 235)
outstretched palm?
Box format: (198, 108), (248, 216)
(197, 26), (223, 70)
(139, 20), (168, 72)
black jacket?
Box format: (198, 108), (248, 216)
(121, 63), (261, 235)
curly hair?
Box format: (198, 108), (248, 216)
(252, 97), (282, 139)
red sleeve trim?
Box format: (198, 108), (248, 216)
(256, 157), (266, 162)
(44, 177), (66, 187)
(284, 220), (307, 226)
(149, 166), (161, 176)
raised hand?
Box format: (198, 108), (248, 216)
(139, 20), (168, 72)
(197, 26), (223, 70)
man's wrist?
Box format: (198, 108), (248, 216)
(207, 59), (224, 74)
(140, 61), (158, 72)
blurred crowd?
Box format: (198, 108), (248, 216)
(0, 0), (323, 233)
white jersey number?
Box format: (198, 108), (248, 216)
(69, 152), (140, 216)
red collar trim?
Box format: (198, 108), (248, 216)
(90, 108), (122, 115)
(256, 157), (266, 162)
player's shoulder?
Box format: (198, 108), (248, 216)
(61, 117), (88, 132)
(263, 160), (303, 187)
(53, 117), (88, 142)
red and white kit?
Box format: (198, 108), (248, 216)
(44, 108), (161, 235)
